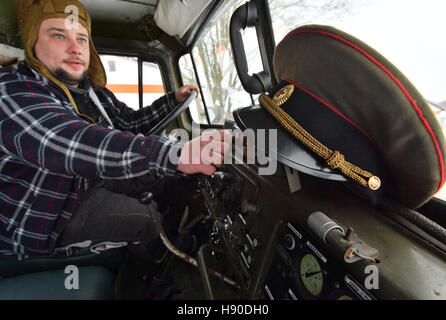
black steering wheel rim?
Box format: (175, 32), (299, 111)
(145, 90), (197, 136)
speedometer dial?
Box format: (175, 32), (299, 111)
(326, 290), (356, 300)
(299, 253), (324, 297)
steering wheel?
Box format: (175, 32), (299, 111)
(145, 90), (197, 136)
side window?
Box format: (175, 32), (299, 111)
(101, 55), (139, 110)
(142, 61), (165, 107)
(107, 60), (116, 72)
(179, 54), (208, 123)
(100, 55), (165, 110)
(179, 0), (263, 125)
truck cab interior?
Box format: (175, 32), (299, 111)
(0, 0), (445, 300)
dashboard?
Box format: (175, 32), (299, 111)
(194, 164), (383, 300)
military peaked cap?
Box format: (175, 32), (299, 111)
(234, 25), (446, 209)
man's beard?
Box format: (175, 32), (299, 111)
(53, 67), (88, 86)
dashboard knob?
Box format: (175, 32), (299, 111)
(252, 237), (261, 249)
(283, 233), (296, 250)
(138, 192), (154, 204)
(209, 172), (226, 194)
(241, 200), (258, 214)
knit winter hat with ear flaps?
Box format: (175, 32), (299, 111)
(15, 0), (107, 111)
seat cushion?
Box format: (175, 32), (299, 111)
(0, 248), (124, 278)
(0, 266), (115, 300)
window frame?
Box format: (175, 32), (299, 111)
(175, 0), (276, 126)
(141, 58), (169, 109)
(99, 52), (168, 110)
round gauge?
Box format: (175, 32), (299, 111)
(282, 233), (296, 250)
(337, 295), (353, 300)
(299, 253), (324, 297)
(326, 290), (356, 300)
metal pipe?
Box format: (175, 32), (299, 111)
(307, 211), (344, 244)
(146, 199), (238, 287)
(197, 244), (215, 300)
(190, 52), (211, 124)
(138, 56), (143, 109)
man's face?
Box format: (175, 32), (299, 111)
(34, 18), (90, 87)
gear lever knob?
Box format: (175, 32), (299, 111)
(138, 192), (154, 204)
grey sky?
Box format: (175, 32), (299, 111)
(272, 0), (446, 103)
(327, 0), (445, 103)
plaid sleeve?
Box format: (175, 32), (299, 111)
(0, 74), (182, 179)
(102, 88), (179, 135)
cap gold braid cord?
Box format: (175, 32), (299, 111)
(259, 85), (381, 190)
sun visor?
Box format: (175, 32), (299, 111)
(154, 0), (212, 38)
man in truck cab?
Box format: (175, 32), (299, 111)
(0, 0), (230, 260)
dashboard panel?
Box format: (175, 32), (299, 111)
(191, 162), (446, 300)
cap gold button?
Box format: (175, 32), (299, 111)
(368, 176), (381, 190)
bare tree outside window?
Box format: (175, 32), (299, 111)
(180, 0), (247, 125)
(269, 0), (361, 40)
(180, 0), (360, 125)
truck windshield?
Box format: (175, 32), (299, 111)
(179, 0), (446, 200)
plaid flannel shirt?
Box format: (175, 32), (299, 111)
(0, 61), (183, 260)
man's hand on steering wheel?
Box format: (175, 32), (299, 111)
(175, 84), (200, 102)
(177, 130), (232, 176)
(146, 85), (199, 136)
